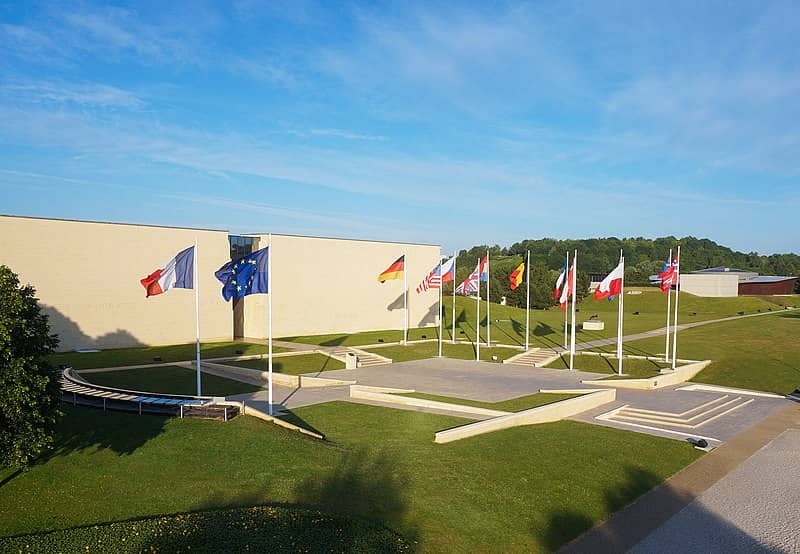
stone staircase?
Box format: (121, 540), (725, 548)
(326, 347), (392, 368)
(503, 347), (563, 368)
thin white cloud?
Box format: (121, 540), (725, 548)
(2, 81), (144, 109)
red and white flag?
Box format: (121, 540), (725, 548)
(559, 258), (576, 311)
(594, 260), (624, 300)
(140, 246), (195, 298)
(416, 262), (442, 293)
(658, 254), (679, 293)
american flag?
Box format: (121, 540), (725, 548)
(416, 263), (442, 293)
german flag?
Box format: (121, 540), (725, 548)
(378, 255), (405, 282)
(509, 261), (525, 290)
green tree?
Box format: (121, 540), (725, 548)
(0, 265), (61, 468)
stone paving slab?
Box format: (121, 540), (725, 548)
(318, 358), (605, 402)
(559, 402), (800, 554)
(629, 428), (800, 553)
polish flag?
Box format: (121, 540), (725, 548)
(559, 259), (576, 311)
(594, 260), (624, 300)
(140, 246), (195, 298)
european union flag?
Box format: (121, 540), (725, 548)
(214, 247), (269, 301)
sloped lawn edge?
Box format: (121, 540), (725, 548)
(0, 504), (412, 553)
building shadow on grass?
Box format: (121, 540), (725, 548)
(35, 404), (168, 464)
(546, 465), (769, 553)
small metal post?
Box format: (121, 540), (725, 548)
(224, 407), (228, 422)
(138, 402), (142, 415)
(103, 398), (106, 411)
(180, 404), (184, 419)
(73, 392), (76, 405)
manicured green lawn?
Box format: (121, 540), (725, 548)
(0, 403), (700, 552)
(223, 353), (345, 375)
(81, 365), (264, 396)
(544, 354), (668, 378)
(365, 341), (522, 363)
(621, 311), (800, 394)
(393, 391), (582, 412)
(281, 293), (799, 351)
(50, 341), (288, 370)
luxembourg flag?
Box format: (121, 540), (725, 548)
(478, 254), (489, 282)
(140, 246), (195, 298)
(595, 260), (624, 300)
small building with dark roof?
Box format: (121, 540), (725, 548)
(688, 267), (797, 296)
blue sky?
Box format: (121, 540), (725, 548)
(1, 1), (798, 254)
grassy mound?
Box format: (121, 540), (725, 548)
(0, 505), (411, 553)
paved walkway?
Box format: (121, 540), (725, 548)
(559, 401), (800, 553)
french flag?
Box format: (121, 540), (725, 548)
(554, 259), (568, 299)
(478, 254), (489, 282)
(594, 260), (624, 300)
(140, 246), (195, 298)
(559, 258), (576, 311)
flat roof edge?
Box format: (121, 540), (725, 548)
(1, 214), (229, 233)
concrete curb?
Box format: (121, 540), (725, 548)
(243, 404), (325, 440)
(434, 389), (617, 444)
(349, 385), (509, 418)
(197, 361), (356, 388)
(581, 360), (711, 390)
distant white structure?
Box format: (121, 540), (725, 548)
(679, 274), (739, 297)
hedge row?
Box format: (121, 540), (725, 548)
(0, 505), (412, 553)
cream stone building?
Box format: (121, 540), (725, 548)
(0, 215), (440, 351)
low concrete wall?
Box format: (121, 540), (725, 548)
(433, 389), (616, 444)
(200, 361), (356, 388)
(243, 404), (324, 439)
(581, 360), (711, 390)
(349, 385), (509, 418)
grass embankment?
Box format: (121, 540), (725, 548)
(620, 311), (800, 394)
(544, 355), (669, 379)
(393, 392), (581, 412)
(223, 353), (345, 376)
(281, 293), (799, 350)
(82, 365), (263, 397)
(0, 403), (700, 552)
(365, 341), (521, 363)
(51, 341), (288, 370)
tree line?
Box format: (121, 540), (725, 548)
(444, 236), (800, 309)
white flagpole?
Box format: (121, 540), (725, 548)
(438, 258), (443, 358)
(268, 234), (273, 416)
(664, 248), (673, 363)
(403, 253), (408, 344)
(618, 251), (624, 376)
(476, 257), (481, 362)
(569, 250), (577, 371)
(452, 251), (457, 344)
(486, 250), (490, 347)
(563, 250), (569, 349)
(671, 245), (681, 370)
(525, 250), (530, 351)
(194, 239), (201, 396)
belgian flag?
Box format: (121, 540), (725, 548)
(509, 261), (525, 290)
(378, 255), (405, 282)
